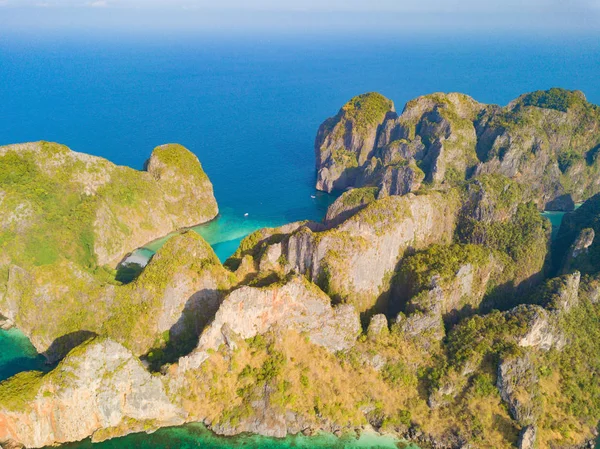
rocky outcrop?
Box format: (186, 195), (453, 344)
(145, 143), (218, 226)
(0, 141), (222, 360)
(398, 244), (509, 323)
(518, 425), (537, 449)
(554, 193), (600, 275)
(177, 276), (360, 371)
(293, 191), (459, 312)
(316, 89), (600, 210)
(315, 93), (394, 192)
(497, 352), (540, 426)
(316, 92), (483, 193)
(396, 302), (445, 343)
(0, 232), (233, 363)
(323, 187), (377, 227)
(376, 163), (424, 198)
(515, 305), (565, 351)
(367, 314), (389, 340)
(0, 338), (184, 448)
(229, 189), (460, 314)
(568, 228), (595, 261)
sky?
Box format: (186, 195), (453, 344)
(0, 0), (599, 35)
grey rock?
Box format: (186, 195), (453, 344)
(552, 271), (581, 312)
(518, 425), (537, 449)
(396, 301), (445, 343)
(282, 190), (459, 313)
(315, 93), (395, 192)
(367, 314), (389, 340)
(376, 163), (424, 198)
(516, 305), (565, 351)
(562, 228), (595, 274)
(497, 352), (540, 426)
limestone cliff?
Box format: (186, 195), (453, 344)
(0, 141), (222, 361)
(0, 338), (184, 449)
(0, 231), (233, 363)
(553, 192), (600, 275)
(229, 189), (460, 313)
(316, 88), (600, 211)
(176, 275), (360, 372)
(0, 141), (217, 270)
(315, 93), (395, 192)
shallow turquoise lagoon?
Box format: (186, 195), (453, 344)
(143, 196), (336, 263)
(46, 424), (416, 449)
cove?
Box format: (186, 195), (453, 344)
(118, 194), (337, 280)
(0, 327), (48, 382)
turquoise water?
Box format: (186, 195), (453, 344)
(542, 211), (569, 239)
(0, 327), (48, 382)
(141, 198), (335, 263)
(48, 424), (414, 449)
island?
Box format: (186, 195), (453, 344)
(1, 88), (599, 449)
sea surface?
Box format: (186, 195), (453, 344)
(1, 32), (600, 448)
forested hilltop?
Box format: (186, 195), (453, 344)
(1, 89), (599, 449)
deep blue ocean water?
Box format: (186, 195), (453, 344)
(2, 34), (600, 259)
(1, 32), (600, 448)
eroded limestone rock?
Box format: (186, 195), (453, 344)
(177, 276), (360, 371)
(0, 338), (184, 448)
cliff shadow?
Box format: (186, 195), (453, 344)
(144, 287), (224, 371)
(43, 330), (98, 364)
(115, 262), (146, 284)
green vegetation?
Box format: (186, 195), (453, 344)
(557, 150), (584, 173)
(341, 187), (378, 208)
(0, 141), (224, 362)
(546, 294), (600, 429)
(0, 146), (100, 269)
(519, 88), (587, 113)
(0, 370), (44, 411)
(146, 144), (218, 220)
(341, 93), (393, 136)
(397, 244), (494, 299)
(459, 202), (549, 269)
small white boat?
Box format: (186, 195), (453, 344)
(311, 195), (316, 199)
(244, 213), (249, 217)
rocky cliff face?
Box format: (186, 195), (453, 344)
(316, 89), (600, 211)
(145, 143), (218, 228)
(0, 141), (217, 269)
(176, 275), (360, 372)
(281, 190), (459, 313)
(397, 244), (510, 324)
(315, 93), (395, 192)
(0, 231), (233, 363)
(553, 192), (600, 274)
(2, 92), (600, 449)
(0, 141), (221, 361)
(0, 338), (184, 449)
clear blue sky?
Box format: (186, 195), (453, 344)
(0, 0), (599, 35)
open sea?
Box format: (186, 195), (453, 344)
(1, 31), (600, 448)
